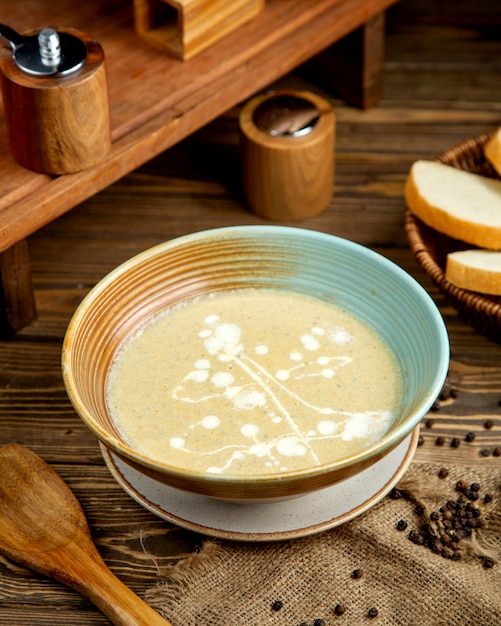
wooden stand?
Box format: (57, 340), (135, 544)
(0, 31), (111, 175)
(0, 0), (399, 336)
(305, 12), (386, 110)
(134, 0), (265, 60)
(0, 240), (36, 335)
(240, 90), (335, 221)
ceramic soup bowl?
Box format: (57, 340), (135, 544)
(62, 226), (449, 502)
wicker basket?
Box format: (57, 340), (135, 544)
(404, 131), (501, 343)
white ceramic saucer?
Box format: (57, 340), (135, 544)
(100, 427), (419, 542)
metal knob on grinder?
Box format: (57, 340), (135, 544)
(0, 24), (87, 76)
(0, 24), (111, 174)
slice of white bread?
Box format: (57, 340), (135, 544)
(445, 249), (501, 295)
(484, 128), (501, 177)
(405, 160), (501, 249)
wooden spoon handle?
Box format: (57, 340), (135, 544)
(73, 552), (172, 626)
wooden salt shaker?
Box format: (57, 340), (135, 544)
(0, 25), (111, 174)
(239, 89), (335, 221)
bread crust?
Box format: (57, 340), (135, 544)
(445, 250), (501, 295)
(484, 129), (501, 177)
(405, 161), (501, 250)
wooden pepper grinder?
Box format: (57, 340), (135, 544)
(0, 24), (111, 175)
(239, 89), (335, 221)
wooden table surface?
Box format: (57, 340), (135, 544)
(1, 0), (501, 623)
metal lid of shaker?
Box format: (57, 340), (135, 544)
(0, 24), (87, 76)
(253, 93), (320, 137)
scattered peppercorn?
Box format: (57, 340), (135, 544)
(438, 467), (449, 479)
(435, 436), (446, 446)
(271, 600), (283, 612)
(389, 487), (404, 500)
(456, 480), (467, 492)
(397, 519), (408, 531)
(417, 435), (425, 447)
(484, 420), (494, 429)
(484, 493), (493, 504)
(465, 432), (476, 442)
(425, 418), (434, 428)
(368, 607), (379, 618)
(352, 568), (364, 579)
(480, 449), (491, 457)
(333, 604), (346, 616)
(493, 447), (501, 457)
(313, 619), (325, 626)
(450, 437), (461, 448)
(483, 557), (496, 569)
(430, 400), (441, 412)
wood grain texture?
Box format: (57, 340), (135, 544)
(0, 240), (36, 336)
(240, 89), (335, 220)
(0, 32), (111, 175)
(0, 445), (172, 625)
(134, 0), (265, 60)
(0, 0), (501, 622)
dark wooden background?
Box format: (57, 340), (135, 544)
(1, 0), (501, 623)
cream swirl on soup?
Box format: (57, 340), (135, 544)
(106, 289), (402, 475)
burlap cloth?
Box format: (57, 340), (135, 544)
(145, 462), (501, 625)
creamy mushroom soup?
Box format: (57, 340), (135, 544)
(106, 289), (403, 475)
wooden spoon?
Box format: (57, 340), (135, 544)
(0, 444), (172, 626)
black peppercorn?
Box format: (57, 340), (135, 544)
(333, 604), (346, 616)
(438, 467), (449, 479)
(425, 418), (434, 428)
(450, 437), (461, 448)
(389, 487), (404, 500)
(484, 419), (494, 429)
(352, 568), (363, 579)
(409, 530), (425, 545)
(313, 620), (325, 626)
(483, 557), (496, 569)
(271, 600), (283, 611)
(493, 447), (501, 457)
(430, 400), (441, 412)
(465, 432), (476, 442)
(397, 519), (408, 531)
(439, 388), (450, 401)
(480, 449), (491, 457)
(435, 436), (446, 446)
(484, 493), (493, 504)
(368, 607), (379, 618)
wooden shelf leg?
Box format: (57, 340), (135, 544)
(305, 11), (386, 110)
(0, 240), (37, 337)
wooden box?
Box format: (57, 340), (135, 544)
(134, 0), (265, 60)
